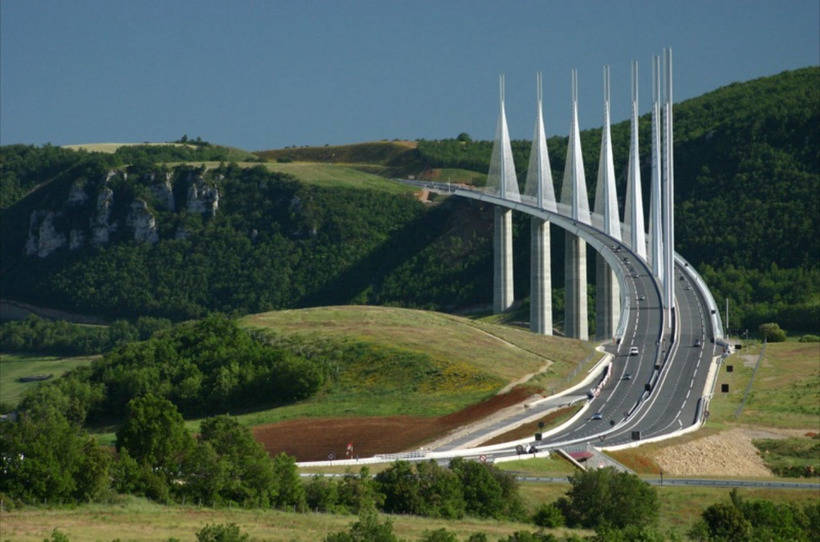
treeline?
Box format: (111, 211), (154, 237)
(0, 142), (257, 209)
(699, 264), (820, 333)
(0, 394), (305, 508)
(17, 315), (323, 423)
(0, 314), (171, 356)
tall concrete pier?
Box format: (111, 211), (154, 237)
(524, 73), (556, 335)
(493, 207), (514, 312)
(560, 69), (590, 340)
(593, 66), (621, 339)
(530, 217), (551, 333)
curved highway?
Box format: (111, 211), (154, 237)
(404, 180), (718, 451)
(298, 180), (723, 467)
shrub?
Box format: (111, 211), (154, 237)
(532, 501), (564, 527)
(758, 322), (787, 342)
(798, 334), (820, 342)
(195, 523), (249, 542)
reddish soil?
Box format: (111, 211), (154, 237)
(253, 386), (538, 461)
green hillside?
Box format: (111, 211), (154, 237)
(0, 67), (817, 332)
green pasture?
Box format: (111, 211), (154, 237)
(708, 340), (820, 428)
(0, 353), (96, 406)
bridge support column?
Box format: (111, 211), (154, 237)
(530, 217), (552, 335)
(595, 255), (620, 339)
(564, 231), (588, 340)
(493, 206), (514, 313)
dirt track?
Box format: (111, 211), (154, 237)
(253, 387), (537, 461)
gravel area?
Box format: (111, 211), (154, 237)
(654, 428), (773, 477)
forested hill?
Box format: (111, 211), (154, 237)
(0, 67), (817, 332)
(415, 67), (819, 272)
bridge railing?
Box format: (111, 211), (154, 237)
(674, 253), (725, 343)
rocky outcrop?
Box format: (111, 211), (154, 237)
(67, 182), (88, 205)
(187, 176), (219, 216)
(127, 199), (159, 244)
(69, 229), (85, 250)
(23, 168), (222, 258)
(150, 172), (175, 211)
(91, 187), (116, 246)
(25, 211), (67, 258)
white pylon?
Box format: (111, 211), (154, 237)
(487, 74), (521, 202)
(662, 48), (675, 313)
(593, 65), (621, 339)
(593, 65), (620, 239)
(524, 72), (557, 212)
(649, 56), (664, 282)
(526, 72), (554, 335)
(624, 60), (647, 260)
(560, 69), (590, 224)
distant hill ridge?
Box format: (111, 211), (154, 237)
(0, 67), (816, 332)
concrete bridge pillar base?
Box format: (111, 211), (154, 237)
(530, 217), (552, 335)
(595, 254), (620, 339)
(493, 206), (514, 313)
(564, 231), (588, 340)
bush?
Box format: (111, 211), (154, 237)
(532, 501), (564, 527)
(798, 334), (820, 342)
(324, 508), (398, 542)
(758, 322), (787, 342)
(195, 523), (249, 542)
(420, 528), (458, 542)
(560, 467), (658, 529)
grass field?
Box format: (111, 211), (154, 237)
(88, 306), (592, 446)
(0, 496), (553, 542)
(708, 340), (820, 428)
(517, 479), (819, 538)
(241, 306), (592, 383)
(0, 353), (96, 406)
(3, 481), (815, 541)
(62, 142), (193, 153)
(419, 168), (487, 186)
(162, 160), (416, 194)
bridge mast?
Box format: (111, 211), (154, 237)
(662, 49), (675, 317)
(524, 73), (556, 334)
(649, 56), (664, 284)
(560, 69), (590, 340)
(488, 74), (518, 313)
(625, 60), (647, 261)
(594, 65), (621, 339)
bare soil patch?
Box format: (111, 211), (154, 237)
(253, 386), (537, 461)
(654, 428), (773, 477)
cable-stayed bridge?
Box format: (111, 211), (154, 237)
(300, 50), (729, 465)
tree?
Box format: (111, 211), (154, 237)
(0, 408), (110, 503)
(196, 523), (250, 542)
(324, 507), (398, 542)
(758, 322), (786, 342)
(532, 501), (564, 527)
(456, 132), (472, 143)
(420, 528), (459, 542)
(375, 460), (423, 515)
(561, 467), (659, 529)
(272, 452), (306, 510)
(337, 467), (384, 513)
(115, 394), (193, 481)
(695, 502), (751, 541)
(449, 457), (507, 518)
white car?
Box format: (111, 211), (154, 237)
(629, 346), (639, 356)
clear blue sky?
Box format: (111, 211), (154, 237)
(2, 0), (817, 151)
